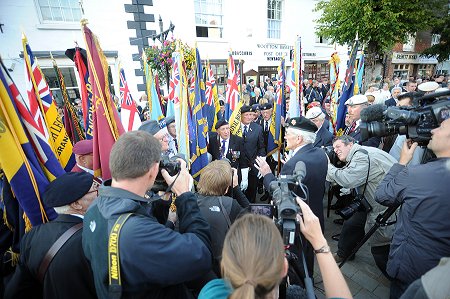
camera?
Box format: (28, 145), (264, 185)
(337, 194), (372, 220)
(268, 161), (307, 245)
(322, 145), (345, 168)
(151, 154), (182, 192)
(360, 90), (450, 146)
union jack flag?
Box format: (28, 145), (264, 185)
(119, 68), (133, 106)
(169, 56), (180, 105)
(225, 53), (240, 120)
(205, 65), (215, 106)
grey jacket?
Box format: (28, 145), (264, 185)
(327, 143), (397, 246)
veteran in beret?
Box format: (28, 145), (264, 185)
(71, 139), (94, 174)
(255, 116), (328, 277)
(139, 119), (169, 152)
(240, 105), (266, 202)
(5, 172), (99, 299)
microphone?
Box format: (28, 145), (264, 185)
(294, 161), (306, 182)
(360, 104), (386, 122)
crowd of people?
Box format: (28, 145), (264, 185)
(1, 72), (450, 299)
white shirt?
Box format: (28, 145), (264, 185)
(263, 118), (272, 131)
(287, 143), (308, 160)
(241, 123), (250, 134)
(77, 164), (94, 175)
(167, 135), (178, 157)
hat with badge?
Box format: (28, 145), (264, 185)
(240, 105), (254, 114)
(260, 102), (273, 111)
(286, 116), (318, 133)
(252, 104), (261, 111)
(215, 119), (229, 130)
(305, 106), (324, 120)
(345, 94), (368, 106)
(73, 139), (93, 155)
(43, 172), (94, 207)
(139, 120), (164, 135)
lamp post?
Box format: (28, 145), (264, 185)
(152, 15), (175, 93)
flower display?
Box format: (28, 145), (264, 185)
(145, 38), (195, 85)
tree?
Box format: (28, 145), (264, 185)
(421, 12), (450, 63)
(314, 0), (447, 82)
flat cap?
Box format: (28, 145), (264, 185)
(240, 105), (253, 114)
(73, 139), (93, 155)
(418, 81), (439, 92)
(215, 119), (229, 130)
(139, 120), (163, 135)
(287, 116), (318, 133)
(345, 94), (368, 106)
(305, 106), (324, 120)
(260, 102), (273, 111)
(44, 172), (94, 207)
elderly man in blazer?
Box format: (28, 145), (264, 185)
(305, 106), (334, 148)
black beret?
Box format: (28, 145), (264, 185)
(260, 103), (273, 111)
(287, 116), (318, 133)
(165, 116), (175, 125)
(248, 78), (254, 83)
(44, 172), (94, 207)
(215, 119), (229, 130)
(139, 120), (162, 135)
(240, 105), (253, 114)
(252, 104), (260, 111)
(219, 100), (225, 106)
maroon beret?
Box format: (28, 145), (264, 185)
(73, 139), (93, 155)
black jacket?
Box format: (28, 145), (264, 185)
(313, 124), (333, 148)
(5, 214), (96, 299)
(208, 132), (248, 171)
(242, 122), (266, 175)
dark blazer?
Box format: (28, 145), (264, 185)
(5, 214), (96, 299)
(242, 122), (266, 175)
(263, 144), (328, 229)
(314, 124), (334, 148)
(385, 97), (396, 107)
(208, 132), (249, 171)
(256, 118), (272, 150)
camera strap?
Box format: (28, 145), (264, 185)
(108, 213), (134, 299)
(354, 149), (370, 198)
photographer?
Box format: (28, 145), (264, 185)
(82, 131), (212, 298)
(197, 160), (249, 277)
(375, 118), (450, 299)
(326, 135), (397, 273)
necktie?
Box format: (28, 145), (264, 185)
(264, 121), (268, 132)
(221, 140), (226, 159)
(174, 139), (178, 151)
(243, 125), (248, 137)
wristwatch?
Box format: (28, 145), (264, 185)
(313, 245), (331, 254)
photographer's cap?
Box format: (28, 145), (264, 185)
(305, 107), (324, 120)
(419, 81), (439, 92)
(287, 116), (317, 133)
(345, 94), (368, 106)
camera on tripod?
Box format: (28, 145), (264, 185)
(268, 161), (307, 245)
(360, 90), (450, 146)
(151, 154), (183, 192)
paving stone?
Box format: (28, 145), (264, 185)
(354, 288), (382, 299)
(351, 270), (380, 292)
(373, 284), (391, 299)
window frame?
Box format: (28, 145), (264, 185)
(194, 0), (224, 39)
(267, 0), (282, 39)
(35, 0), (82, 25)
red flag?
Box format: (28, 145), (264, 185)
(82, 22), (124, 180)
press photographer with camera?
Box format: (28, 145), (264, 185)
(375, 118), (450, 299)
(255, 116), (328, 277)
(326, 135), (397, 273)
(82, 131), (213, 298)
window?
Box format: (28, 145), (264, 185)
(194, 0), (223, 38)
(210, 63), (227, 92)
(431, 34), (440, 46)
(315, 35), (330, 44)
(37, 0), (82, 23)
(393, 64), (411, 80)
(41, 66), (80, 106)
(267, 0), (282, 39)
(417, 64), (435, 78)
(403, 35), (415, 52)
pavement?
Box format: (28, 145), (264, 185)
(313, 196), (391, 299)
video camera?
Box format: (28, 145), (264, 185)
(360, 90), (450, 146)
(268, 161), (307, 245)
(151, 154), (183, 192)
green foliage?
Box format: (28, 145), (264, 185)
(421, 14), (450, 62)
(315, 0), (447, 55)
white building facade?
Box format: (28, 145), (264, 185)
(0, 0), (350, 102)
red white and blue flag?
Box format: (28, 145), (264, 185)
(119, 67), (141, 131)
(225, 53), (240, 120)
